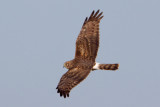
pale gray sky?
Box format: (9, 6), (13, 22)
(0, 0), (160, 107)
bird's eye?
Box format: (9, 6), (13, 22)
(66, 63), (69, 67)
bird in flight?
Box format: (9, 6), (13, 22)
(56, 10), (119, 98)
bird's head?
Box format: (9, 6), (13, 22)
(63, 60), (74, 69)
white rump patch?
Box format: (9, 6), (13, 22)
(93, 62), (100, 70)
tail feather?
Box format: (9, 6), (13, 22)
(92, 63), (119, 71)
(99, 64), (119, 70)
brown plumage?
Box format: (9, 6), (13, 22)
(56, 10), (119, 98)
(92, 64), (119, 71)
(75, 10), (103, 61)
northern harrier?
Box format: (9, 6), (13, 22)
(56, 10), (119, 98)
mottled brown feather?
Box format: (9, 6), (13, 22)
(98, 64), (119, 70)
(56, 67), (91, 98)
(75, 10), (103, 61)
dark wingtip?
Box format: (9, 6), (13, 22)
(63, 93), (66, 98)
(91, 10), (95, 16)
(85, 9), (103, 25)
(60, 92), (62, 97)
(83, 17), (88, 26)
(67, 93), (69, 97)
(93, 10), (100, 17)
(57, 89), (60, 93)
(98, 16), (104, 20)
(88, 10), (95, 20)
(56, 88), (70, 98)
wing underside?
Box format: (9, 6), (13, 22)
(75, 10), (103, 61)
(56, 68), (91, 98)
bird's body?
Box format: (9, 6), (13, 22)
(56, 10), (119, 98)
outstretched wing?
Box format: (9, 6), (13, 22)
(75, 10), (103, 61)
(56, 68), (91, 98)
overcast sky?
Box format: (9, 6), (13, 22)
(0, 0), (160, 107)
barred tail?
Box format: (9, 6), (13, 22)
(99, 64), (119, 70)
(92, 63), (119, 70)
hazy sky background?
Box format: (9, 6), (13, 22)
(0, 0), (160, 107)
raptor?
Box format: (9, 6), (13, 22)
(56, 10), (119, 98)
